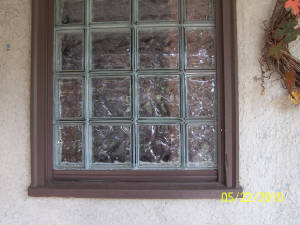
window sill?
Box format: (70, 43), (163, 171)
(28, 184), (243, 199)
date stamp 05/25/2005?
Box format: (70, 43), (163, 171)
(221, 192), (285, 203)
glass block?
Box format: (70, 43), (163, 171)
(57, 78), (84, 119)
(92, 0), (130, 22)
(186, 28), (216, 69)
(139, 28), (179, 69)
(56, 31), (84, 71)
(91, 77), (131, 117)
(139, 124), (181, 167)
(139, 0), (177, 21)
(187, 123), (216, 168)
(186, 0), (214, 21)
(91, 30), (131, 70)
(92, 125), (131, 164)
(56, 0), (84, 25)
(56, 125), (84, 165)
(187, 76), (215, 118)
(139, 76), (180, 117)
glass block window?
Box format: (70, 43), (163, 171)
(54, 0), (217, 170)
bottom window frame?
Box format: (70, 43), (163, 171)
(29, 0), (241, 199)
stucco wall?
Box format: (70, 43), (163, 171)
(0, 0), (299, 224)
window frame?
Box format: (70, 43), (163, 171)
(29, 0), (241, 199)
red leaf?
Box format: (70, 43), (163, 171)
(285, 0), (300, 15)
(285, 68), (296, 92)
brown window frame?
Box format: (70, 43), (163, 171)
(28, 0), (241, 199)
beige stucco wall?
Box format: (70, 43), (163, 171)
(0, 0), (299, 224)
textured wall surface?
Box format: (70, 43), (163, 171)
(0, 0), (299, 225)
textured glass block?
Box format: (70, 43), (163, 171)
(92, 0), (130, 22)
(139, 0), (177, 21)
(56, 31), (84, 71)
(57, 125), (83, 164)
(186, 28), (216, 69)
(57, 78), (84, 119)
(57, 0), (84, 25)
(187, 123), (216, 168)
(139, 28), (179, 69)
(92, 77), (131, 117)
(92, 30), (131, 70)
(139, 124), (180, 167)
(186, 0), (214, 21)
(139, 76), (180, 117)
(92, 125), (131, 164)
(187, 76), (215, 118)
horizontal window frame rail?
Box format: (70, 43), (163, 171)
(29, 0), (241, 199)
(52, 169), (218, 182)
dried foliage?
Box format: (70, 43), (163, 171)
(258, 0), (300, 104)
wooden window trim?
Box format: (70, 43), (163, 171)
(28, 0), (241, 199)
